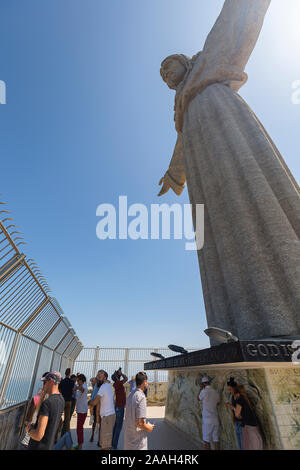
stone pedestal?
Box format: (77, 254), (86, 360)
(145, 340), (300, 450)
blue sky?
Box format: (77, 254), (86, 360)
(0, 0), (299, 349)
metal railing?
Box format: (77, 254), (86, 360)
(74, 347), (198, 384)
(0, 201), (83, 409)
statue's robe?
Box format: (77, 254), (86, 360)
(162, 0), (300, 340)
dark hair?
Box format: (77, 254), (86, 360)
(111, 371), (119, 382)
(77, 374), (86, 383)
(98, 369), (108, 380)
(70, 374), (76, 379)
(136, 372), (147, 387)
(65, 368), (71, 376)
(42, 372), (49, 378)
(231, 384), (255, 410)
(227, 377), (237, 387)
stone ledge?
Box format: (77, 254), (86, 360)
(144, 340), (299, 371)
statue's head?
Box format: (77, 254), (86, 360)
(160, 54), (191, 90)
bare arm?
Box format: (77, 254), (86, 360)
(26, 415), (48, 442)
(96, 401), (101, 424)
(89, 394), (100, 408)
(121, 374), (128, 384)
(136, 418), (154, 432)
(197, 385), (204, 401)
(234, 404), (242, 420)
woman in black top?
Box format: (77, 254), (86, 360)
(225, 377), (243, 450)
(230, 384), (263, 450)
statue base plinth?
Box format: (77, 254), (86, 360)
(144, 340), (300, 450)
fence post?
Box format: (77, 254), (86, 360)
(124, 348), (129, 377)
(93, 347), (100, 378)
(154, 349), (158, 398)
(27, 344), (43, 399)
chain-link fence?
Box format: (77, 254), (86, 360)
(0, 202), (82, 409)
(74, 347), (198, 384)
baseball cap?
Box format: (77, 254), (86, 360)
(41, 371), (62, 384)
(202, 376), (209, 383)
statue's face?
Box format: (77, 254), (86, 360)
(161, 59), (186, 90)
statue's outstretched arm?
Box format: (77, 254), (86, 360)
(202, 0), (271, 71)
(158, 134), (185, 197)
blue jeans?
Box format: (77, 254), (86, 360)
(53, 431), (73, 450)
(111, 407), (124, 450)
(235, 421), (243, 450)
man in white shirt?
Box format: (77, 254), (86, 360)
(89, 370), (116, 450)
(198, 377), (220, 450)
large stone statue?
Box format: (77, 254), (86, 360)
(159, 0), (300, 341)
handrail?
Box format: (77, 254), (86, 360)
(0, 400), (28, 415)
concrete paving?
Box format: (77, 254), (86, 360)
(69, 406), (201, 450)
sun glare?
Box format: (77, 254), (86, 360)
(288, 1), (300, 44)
(266, 0), (300, 64)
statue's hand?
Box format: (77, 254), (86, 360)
(158, 176), (170, 196)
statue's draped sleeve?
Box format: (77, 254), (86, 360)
(158, 135), (185, 196)
(180, 0), (271, 114)
(160, 0), (271, 196)
(202, 0), (271, 77)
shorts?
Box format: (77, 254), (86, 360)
(202, 422), (219, 443)
(100, 414), (116, 449)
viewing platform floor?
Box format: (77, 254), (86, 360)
(70, 406), (201, 451)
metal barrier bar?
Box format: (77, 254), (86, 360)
(41, 318), (62, 345)
(0, 400), (28, 415)
(0, 254), (26, 284)
(18, 297), (49, 333)
(27, 344), (43, 399)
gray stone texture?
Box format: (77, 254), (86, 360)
(183, 84), (300, 340)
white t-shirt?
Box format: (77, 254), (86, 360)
(76, 383), (88, 414)
(199, 385), (219, 424)
(97, 382), (115, 417)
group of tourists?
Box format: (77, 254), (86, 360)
(88, 368), (153, 450)
(21, 366), (264, 451)
(21, 367), (154, 450)
(198, 376), (264, 450)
